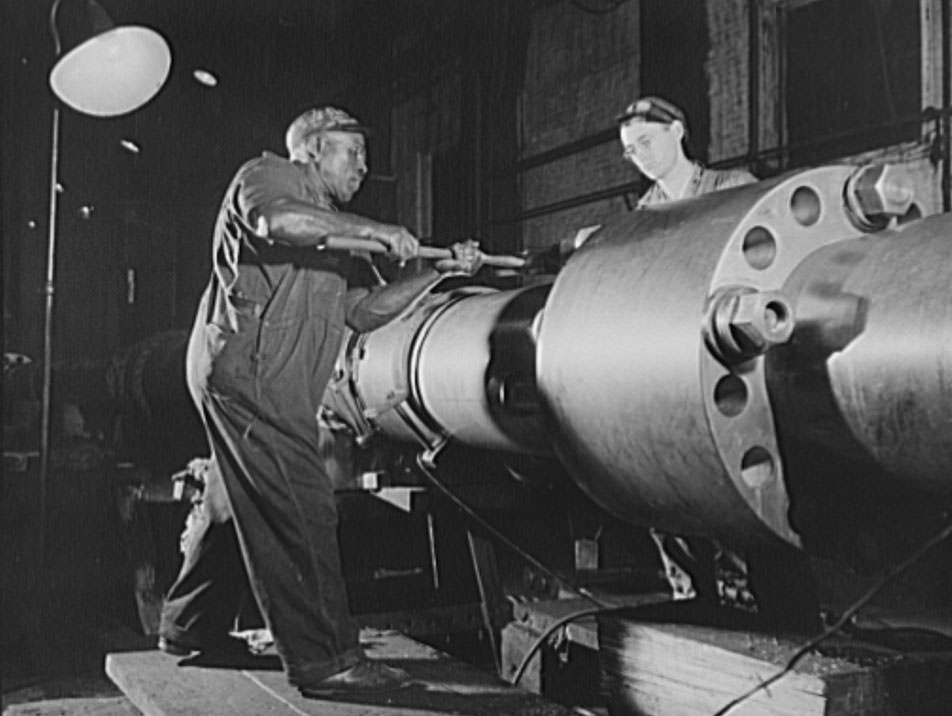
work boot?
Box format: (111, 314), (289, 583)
(157, 635), (195, 657)
(299, 661), (411, 697)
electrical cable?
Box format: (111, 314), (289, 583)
(414, 451), (608, 610)
(509, 605), (629, 686)
(417, 448), (951, 701)
(711, 517), (952, 716)
(511, 607), (603, 686)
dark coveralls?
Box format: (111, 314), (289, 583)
(160, 152), (378, 687)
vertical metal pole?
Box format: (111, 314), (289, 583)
(39, 105), (61, 565)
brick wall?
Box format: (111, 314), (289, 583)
(389, 0), (942, 251)
(706, 0), (750, 163)
(521, 2), (640, 155)
(520, 143), (634, 252)
(392, 67), (463, 237)
(519, 0), (640, 251)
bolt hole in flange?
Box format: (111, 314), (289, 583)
(762, 299), (790, 337)
(714, 374), (748, 417)
(742, 226), (777, 270)
(740, 446), (775, 489)
(790, 186), (821, 226)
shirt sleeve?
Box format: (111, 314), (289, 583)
(714, 168), (758, 191)
(343, 253), (391, 332)
(233, 154), (305, 223)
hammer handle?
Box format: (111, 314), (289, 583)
(322, 235), (526, 269)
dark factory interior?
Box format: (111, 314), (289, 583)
(3, 1), (952, 714)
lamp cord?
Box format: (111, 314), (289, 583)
(40, 0), (67, 567)
(50, 0), (64, 54)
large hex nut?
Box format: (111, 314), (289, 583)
(850, 164), (915, 222)
(706, 288), (796, 364)
(730, 290), (795, 354)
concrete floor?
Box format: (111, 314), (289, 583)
(1, 613), (151, 716)
(2, 683), (136, 716)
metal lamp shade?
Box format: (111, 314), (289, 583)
(49, 25), (171, 117)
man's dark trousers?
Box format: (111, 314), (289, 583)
(160, 293), (362, 688)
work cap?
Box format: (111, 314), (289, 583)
(285, 106), (371, 155)
(617, 96), (687, 130)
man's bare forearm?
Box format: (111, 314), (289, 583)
(346, 268), (443, 332)
(255, 199), (390, 248)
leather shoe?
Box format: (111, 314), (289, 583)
(157, 634), (252, 658)
(299, 661), (411, 697)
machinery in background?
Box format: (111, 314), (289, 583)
(328, 163), (952, 712)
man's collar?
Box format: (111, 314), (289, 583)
(657, 160), (701, 201)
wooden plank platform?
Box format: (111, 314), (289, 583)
(105, 629), (574, 716)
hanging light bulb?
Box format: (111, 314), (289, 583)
(192, 68), (218, 87)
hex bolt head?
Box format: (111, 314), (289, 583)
(850, 164), (915, 225)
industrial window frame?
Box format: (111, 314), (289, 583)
(752, 0), (942, 172)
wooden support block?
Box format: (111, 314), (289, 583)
(599, 608), (952, 716)
(502, 596), (666, 706)
(510, 595), (669, 652)
(106, 629), (574, 716)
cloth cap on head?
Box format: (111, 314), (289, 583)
(617, 96), (687, 132)
(285, 106), (371, 156)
